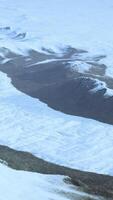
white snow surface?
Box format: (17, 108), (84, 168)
(0, 72), (113, 175)
(0, 0), (113, 76)
(27, 58), (71, 67)
(1, 163), (97, 200)
(69, 60), (92, 73)
(90, 78), (113, 97)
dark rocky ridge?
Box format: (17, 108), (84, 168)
(0, 145), (112, 199)
(0, 48), (113, 124)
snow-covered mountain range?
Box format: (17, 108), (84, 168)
(0, 0), (113, 199)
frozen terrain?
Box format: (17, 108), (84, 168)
(0, 163), (99, 200)
(0, 1), (113, 199)
(0, 71), (113, 175)
(0, 0), (112, 76)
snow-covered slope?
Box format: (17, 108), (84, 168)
(0, 0), (113, 76)
(0, 1), (113, 199)
(0, 71), (113, 175)
(0, 0), (113, 176)
(1, 163), (97, 200)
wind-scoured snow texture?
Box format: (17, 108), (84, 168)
(0, 71), (113, 175)
(0, 0), (113, 76)
(1, 164), (96, 200)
